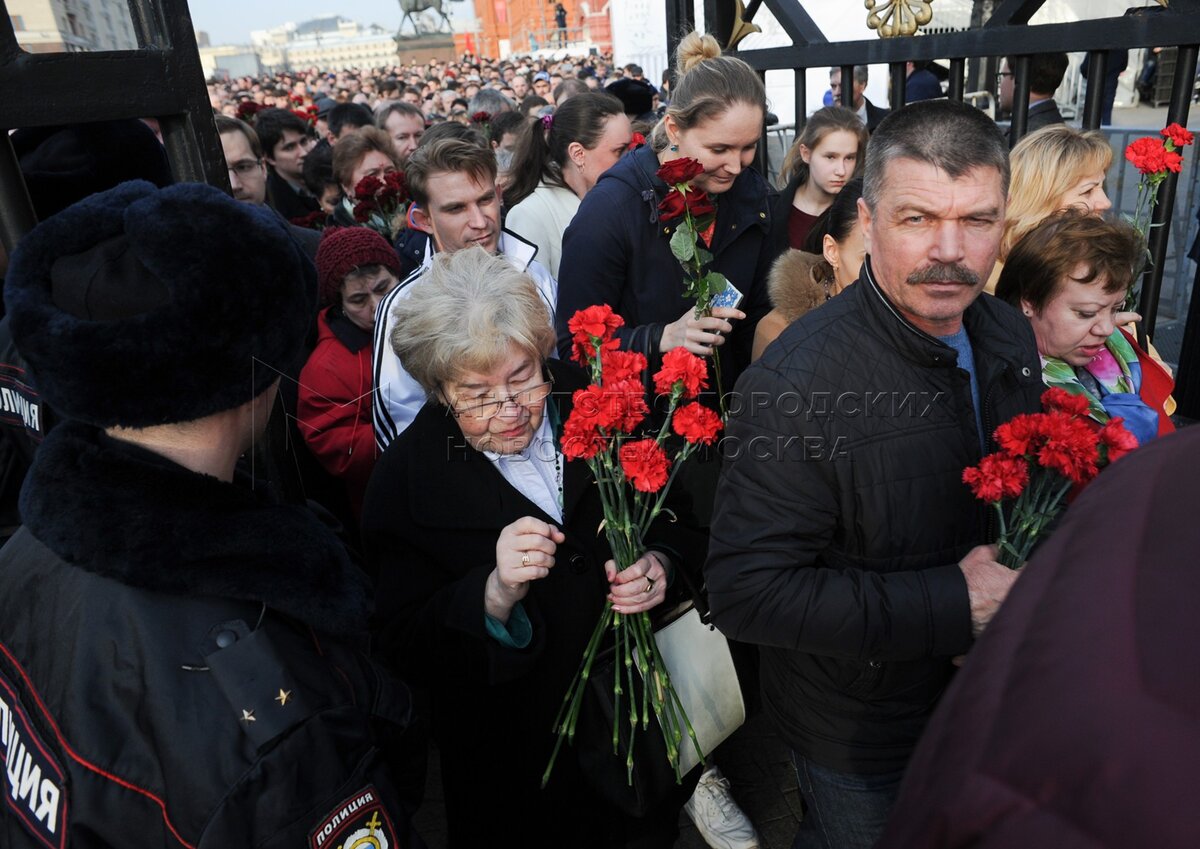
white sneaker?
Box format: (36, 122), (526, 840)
(683, 765), (761, 849)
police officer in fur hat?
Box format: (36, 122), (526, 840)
(0, 180), (425, 848)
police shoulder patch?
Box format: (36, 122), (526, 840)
(0, 668), (68, 849)
(308, 785), (396, 849)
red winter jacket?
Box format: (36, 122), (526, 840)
(298, 306), (378, 516)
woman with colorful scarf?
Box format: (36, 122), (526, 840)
(997, 210), (1174, 446)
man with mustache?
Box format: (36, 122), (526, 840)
(705, 99), (1044, 849)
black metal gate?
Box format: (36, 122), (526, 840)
(669, 0), (1200, 417)
(0, 0), (226, 256)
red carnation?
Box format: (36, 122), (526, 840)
(1126, 136), (1170, 175)
(561, 412), (605, 460)
(653, 347), (709, 399)
(571, 382), (647, 434)
(1041, 387), (1090, 417)
(672, 403), (722, 446)
(601, 349), (647, 385)
(568, 305), (624, 365)
(962, 452), (1029, 503)
(627, 132), (646, 151)
(1162, 123), (1194, 149)
(1164, 149), (1184, 173)
(354, 174), (384, 200)
(619, 439), (671, 493)
(1034, 412), (1100, 484)
(353, 200), (376, 223)
(994, 413), (1043, 456)
(656, 157), (704, 186)
(1099, 417), (1138, 464)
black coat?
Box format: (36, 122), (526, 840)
(556, 144), (780, 396)
(362, 359), (705, 848)
(0, 421), (424, 848)
(705, 258), (1044, 775)
(864, 97), (890, 132)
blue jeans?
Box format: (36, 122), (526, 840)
(790, 752), (904, 849)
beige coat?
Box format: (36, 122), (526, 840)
(752, 249), (832, 361)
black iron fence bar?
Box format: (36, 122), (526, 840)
(889, 61), (906, 112)
(1081, 49), (1108, 131)
(0, 134), (36, 257)
(794, 68), (806, 132)
(1009, 54), (1031, 146)
(1141, 43), (1199, 343)
(948, 57), (966, 101)
(0, 0), (228, 258)
(840, 64), (854, 108)
(736, 16), (1199, 70)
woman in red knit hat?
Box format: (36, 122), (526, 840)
(299, 226), (403, 517)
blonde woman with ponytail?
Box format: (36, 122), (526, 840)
(555, 30), (770, 849)
(557, 31), (780, 402)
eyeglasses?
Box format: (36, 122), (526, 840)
(996, 71), (1014, 79)
(448, 377), (555, 421)
(228, 159), (263, 177)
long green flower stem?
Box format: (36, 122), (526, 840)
(993, 468), (1073, 569)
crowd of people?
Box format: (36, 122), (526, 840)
(0, 29), (1192, 849)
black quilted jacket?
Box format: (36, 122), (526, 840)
(705, 257), (1044, 774)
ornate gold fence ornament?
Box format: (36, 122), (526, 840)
(865, 0), (935, 38)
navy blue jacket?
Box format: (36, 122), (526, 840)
(556, 144), (780, 391)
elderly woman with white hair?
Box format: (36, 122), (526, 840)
(361, 247), (703, 849)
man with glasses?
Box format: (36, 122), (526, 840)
(254, 107), (320, 222)
(215, 115), (319, 258)
(372, 138), (557, 449)
(998, 52), (1069, 141)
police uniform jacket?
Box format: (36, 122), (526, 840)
(0, 421), (424, 849)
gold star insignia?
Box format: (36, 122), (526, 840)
(240, 709), (256, 723)
(275, 688), (292, 707)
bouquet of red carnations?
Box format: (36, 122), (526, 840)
(963, 388), (1136, 568)
(1122, 123), (1194, 309)
(543, 305), (722, 787)
(351, 172), (409, 243)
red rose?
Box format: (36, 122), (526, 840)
(685, 187), (715, 218)
(962, 452), (1029, 503)
(653, 348), (709, 399)
(656, 157), (705, 186)
(562, 412), (606, 460)
(1041, 387), (1090, 417)
(1099, 417), (1138, 464)
(471, 110), (491, 124)
(1162, 123), (1194, 148)
(601, 349), (647, 385)
(354, 174), (384, 200)
(619, 439), (671, 492)
(627, 132), (646, 151)
(672, 403), (723, 446)
(1126, 137), (1169, 175)
(658, 189), (687, 222)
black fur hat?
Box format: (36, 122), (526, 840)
(5, 180), (316, 428)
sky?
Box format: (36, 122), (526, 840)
(187, 0), (475, 46)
